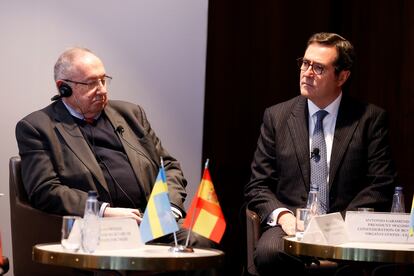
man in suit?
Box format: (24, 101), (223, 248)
(16, 47), (213, 248)
(244, 33), (397, 275)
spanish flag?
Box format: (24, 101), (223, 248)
(409, 194), (414, 236)
(140, 166), (179, 243)
(183, 165), (226, 243)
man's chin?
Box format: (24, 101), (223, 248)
(88, 104), (106, 115)
(92, 100), (107, 108)
(300, 89), (312, 98)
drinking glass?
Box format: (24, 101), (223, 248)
(296, 208), (311, 241)
(61, 216), (82, 251)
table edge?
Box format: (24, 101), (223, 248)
(33, 243), (225, 271)
(283, 237), (414, 264)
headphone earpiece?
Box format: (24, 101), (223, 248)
(58, 82), (72, 98)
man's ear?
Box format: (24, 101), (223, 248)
(337, 70), (351, 87)
(55, 80), (73, 98)
(56, 80), (63, 89)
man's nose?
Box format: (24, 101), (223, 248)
(303, 64), (315, 76)
(96, 82), (108, 93)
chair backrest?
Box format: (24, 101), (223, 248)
(245, 207), (261, 276)
(9, 156), (78, 276)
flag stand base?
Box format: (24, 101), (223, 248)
(168, 245), (194, 253)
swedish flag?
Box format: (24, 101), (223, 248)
(140, 167), (178, 243)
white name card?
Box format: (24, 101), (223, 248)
(302, 212), (348, 245)
(97, 217), (143, 251)
(345, 211), (414, 243)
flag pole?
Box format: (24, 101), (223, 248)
(184, 159), (209, 247)
(163, 157), (193, 253)
(160, 157), (180, 248)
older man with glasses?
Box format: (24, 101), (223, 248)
(244, 32), (398, 275)
(16, 47), (215, 250)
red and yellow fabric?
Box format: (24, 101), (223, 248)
(183, 168), (226, 243)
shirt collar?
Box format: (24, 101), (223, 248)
(307, 92), (342, 118)
(62, 100), (101, 121)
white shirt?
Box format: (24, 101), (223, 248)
(267, 93), (342, 226)
(307, 93), (342, 175)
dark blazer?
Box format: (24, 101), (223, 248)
(245, 95), (397, 224)
(16, 100), (187, 216)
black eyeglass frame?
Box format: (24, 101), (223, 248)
(296, 58), (327, 75)
(63, 75), (112, 89)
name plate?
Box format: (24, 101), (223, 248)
(97, 217), (143, 251)
(302, 212), (348, 245)
(345, 211), (414, 243)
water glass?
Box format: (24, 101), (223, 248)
(61, 216), (82, 251)
(296, 208), (311, 240)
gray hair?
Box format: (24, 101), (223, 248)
(54, 47), (94, 81)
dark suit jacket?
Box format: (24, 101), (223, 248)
(16, 100), (187, 216)
(245, 95), (397, 224)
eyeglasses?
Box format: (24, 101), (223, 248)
(297, 58), (326, 75)
(63, 75), (112, 90)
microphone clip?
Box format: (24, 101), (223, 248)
(115, 125), (125, 135)
(310, 148), (320, 162)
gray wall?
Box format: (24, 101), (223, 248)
(0, 1), (208, 274)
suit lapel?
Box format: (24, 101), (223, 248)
(53, 101), (108, 192)
(329, 96), (360, 186)
(285, 96), (360, 190)
(287, 97), (311, 189)
(104, 105), (153, 196)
